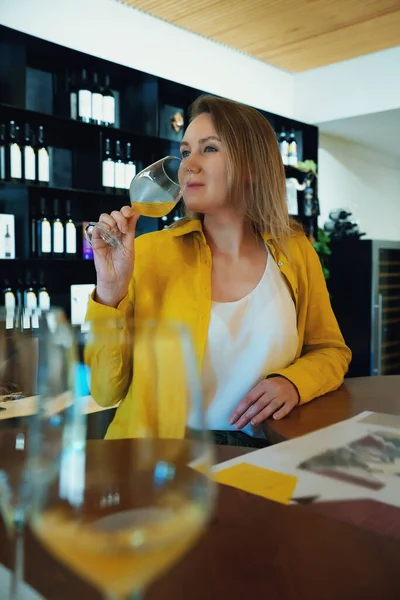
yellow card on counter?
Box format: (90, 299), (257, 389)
(214, 463), (297, 505)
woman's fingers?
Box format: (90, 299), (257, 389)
(235, 396), (283, 429)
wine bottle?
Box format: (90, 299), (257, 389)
(114, 140), (125, 191)
(52, 198), (65, 256)
(37, 197), (52, 257)
(24, 271), (38, 310)
(0, 124), (6, 181)
(102, 74), (115, 127)
(9, 121), (22, 182)
(38, 271), (51, 310)
(23, 124), (36, 182)
(91, 72), (103, 125)
(102, 137), (115, 192)
(279, 128), (289, 166)
(77, 68), (92, 123)
(4, 224), (12, 258)
(31, 203), (37, 257)
(3, 279), (16, 310)
(37, 125), (50, 185)
(69, 72), (78, 120)
(15, 277), (23, 308)
(303, 182), (313, 217)
(124, 142), (136, 190)
(288, 130), (298, 167)
(65, 199), (77, 256)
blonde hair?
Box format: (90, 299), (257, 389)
(183, 94), (298, 242)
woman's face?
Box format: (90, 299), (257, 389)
(178, 113), (230, 215)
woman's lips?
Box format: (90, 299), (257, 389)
(187, 182), (204, 189)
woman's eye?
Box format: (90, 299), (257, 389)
(181, 150), (190, 158)
(204, 146), (217, 153)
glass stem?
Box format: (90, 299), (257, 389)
(10, 522), (24, 600)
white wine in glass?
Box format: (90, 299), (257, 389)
(85, 156), (184, 248)
(31, 318), (215, 600)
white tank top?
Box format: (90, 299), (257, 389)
(201, 250), (298, 438)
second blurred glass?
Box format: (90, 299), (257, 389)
(0, 306), (79, 600)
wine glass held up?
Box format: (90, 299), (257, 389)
(85, 156), (185, 250)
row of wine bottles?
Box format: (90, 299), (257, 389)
(0, 121), (50, 184)
(33, 197), (76, 257)
(277, 128), (298, 167)
(69, 69), (116, 127)
(102, 138), (137, 192)
(3, 272), (51, 312)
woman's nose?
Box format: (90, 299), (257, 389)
(183, 155), (201, 173)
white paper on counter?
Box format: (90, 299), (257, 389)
(213, 411), (400, 508)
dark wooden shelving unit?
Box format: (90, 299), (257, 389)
(0, 24), (319, 319)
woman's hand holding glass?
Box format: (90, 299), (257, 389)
(93, 206), (140, 308)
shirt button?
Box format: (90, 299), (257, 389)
(296, 288), (299, 294)
(278, 261), (284, 267)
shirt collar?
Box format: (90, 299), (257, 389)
(170, 218), (274, 242)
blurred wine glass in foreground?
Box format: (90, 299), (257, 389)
(31, 317), (215, 600)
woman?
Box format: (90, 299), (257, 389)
(87, 95), (351, 446)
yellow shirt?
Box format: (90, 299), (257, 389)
(86, 218), (351, 440)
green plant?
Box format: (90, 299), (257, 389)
(312, 228), (331, 281)
(296, 159), (318, 176)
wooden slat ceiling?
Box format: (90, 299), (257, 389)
(120, 0), (400, 72)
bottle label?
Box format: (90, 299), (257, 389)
(41, 220), (51, 253)
(288, 141), (298, 166)
(78, 89), (92, 121)
(38, 148), (50, 182)
(280, 141), (289, 166)
(124, 162), (136, 189)
(39, 290), (50, 310)
(53, 220), (65, 253)
(5, 236), (12, 257)
(115, 161), (125, 189)
(66, 221), (77, 254)
(10, 143), (22, 179)
(103, 96), (115, 125)
(102, 160), (115, 188)
(24, 145), (36, 180)
(0, 146), (5, 180)
(5, 290), (15, 309)
(286, 178), (298, 216)
(92, 93), (103, 122)
(23, 313), (31, 329)
(25, 290), (38, 310)
(70, 92), (77, 120)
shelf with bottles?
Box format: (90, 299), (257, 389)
(1, 25), (165, 140)
(1, 261), (96, 320)
(0, 109), (162, 195)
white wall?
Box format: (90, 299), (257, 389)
(318, 134), (400, 241)
(295, 46), (400, 124)
(0, 0), (294, 118)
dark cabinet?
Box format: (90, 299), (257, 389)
(329, 239), (400, 377)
